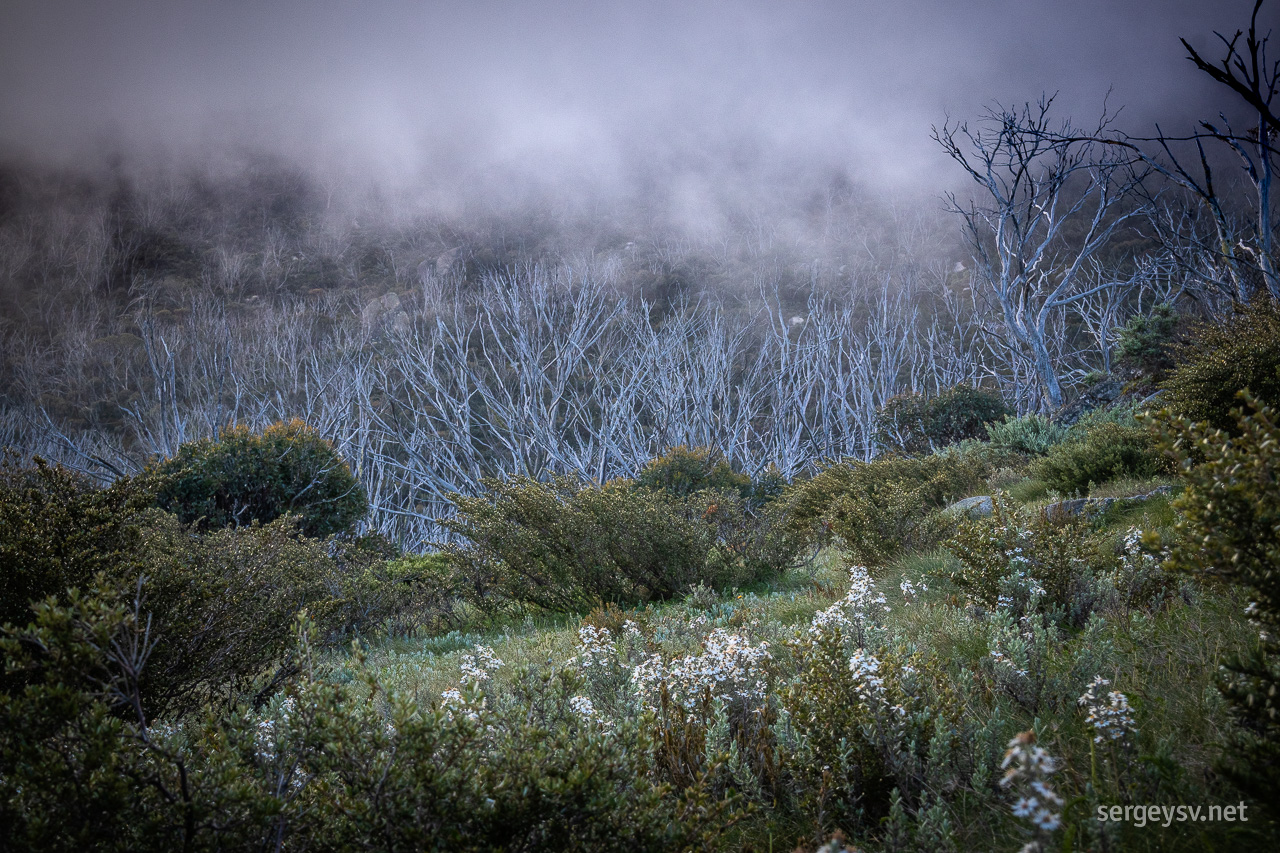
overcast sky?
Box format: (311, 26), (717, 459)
(0, 0), (1265, 207)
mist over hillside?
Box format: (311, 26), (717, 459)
(0, 0), (1273, 544)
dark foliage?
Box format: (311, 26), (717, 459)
(147, 419), (366, 537)
(1162, 297), (1280, 431)
(875, 384), (1010, 455)
(0, 454), (152, 628)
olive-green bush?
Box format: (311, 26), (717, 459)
(444, 475), (714, 612)
(128, 512), (342, 717)
(874, 384), (1010, 455)
(445, 472), (804, 613)
(1159, 397), (1280, 812)
(147, 419), (366, 537)
(635, 445), (751, 499)
(1032, 415), (1165, 496)
(0, 455), (152, 628)
(1162, 297), (1280, 431)
(784, 454), (986, 565)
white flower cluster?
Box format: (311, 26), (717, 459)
(568, 695), (595, 717)
(848, 649), (907, 722)
(1077, 675), (1137, 745)
(254, 697), (295, 762)
(810, 565), (888, 642)
(989, 648), (1028, 678)
(440, 687), (482, 723)
(899, 576), (928, 602)
(630, 628), (771, 713)
(1001, 730), (1063, 846)
(572, 625), (616, 670)
(460, 645), (504, 685)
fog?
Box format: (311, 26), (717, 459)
(0, 0), (1253, 215)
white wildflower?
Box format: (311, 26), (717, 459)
(1077, 675), (1137, 745)
(460, 645), (503, 685)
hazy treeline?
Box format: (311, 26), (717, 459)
(0, 155), (1204, 546)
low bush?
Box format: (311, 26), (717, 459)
(1032, 414), (1165, 496)
(785, 454), (986, 565)
(874, 384), (1010, 454)
(635, 445), (751, 499)
(944, 494), (1108, 624)
(0, 455), (152, 628)
(1162, 296), (1280, 431)
(127, 512), (342, 717)
(146, 419), (367, 537)
(444, 475), (714, 612)
(985, 412), (1068, 457)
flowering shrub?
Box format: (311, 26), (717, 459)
(1077, 675), (1137, 748)
(630, 628), (772, 717)
(809, 564), (890, 648)
(1000, 731), (1063, 852)
(945, 494), (1102, 624)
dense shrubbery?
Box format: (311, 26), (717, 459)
(444, 476), (712, 611)
(1032, 412), (1165, 495)
(444, 473), (803, 612)
(874, 384), (1010, 455)
(0, 455), (152, 627)
(636, 445), (751, 499)
(785, 454), (986, 564)
(1162, 297), (1280, 431)
(0, 599), (739, 852)
(147, 419), (367, 537)
(985, 413), (1068, 457)
(1159, 397), (1280, 812)
(1116, 302), (1183, 380)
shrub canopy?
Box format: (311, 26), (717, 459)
(148, 420), (366, 537)
(875, 384), (1010, 455)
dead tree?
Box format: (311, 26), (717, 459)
(934, 97), (1150, 409)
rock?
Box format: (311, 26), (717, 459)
(1043, 486), (1174, 519)
(946, 495), (994, 518)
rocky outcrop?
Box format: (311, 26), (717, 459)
(945, 495), (994, 518)
(1042, 485), (1174, 519)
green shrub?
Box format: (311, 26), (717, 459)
(944, 494), (1106, 624)
(785, 454), (986, 565)
(635, 445), (751, 499)
(147, 419), (366, 537)
(127, 512), (342, 716)
(0, 455), (152, 628)
(1158, 397), (1280, 813)
(1032, 417), (1165, 496)
(693, 489), (808, 589)
(0, 594), (740, 851)
(986, 413), (1068, 457)
(340, 550), (465, 637)
(1162, 297), (1280, 431)
(1116, 302), (1182, 380)
(874, 384), (1010, 455)
(444, 475), (713, 612)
